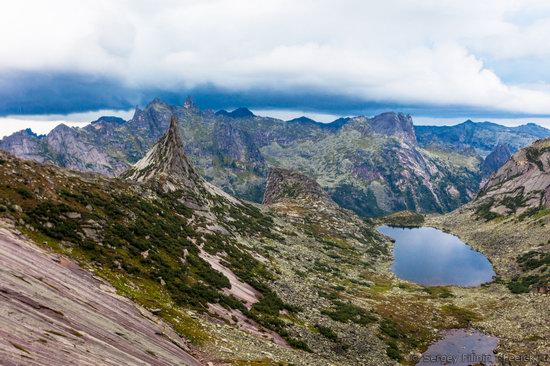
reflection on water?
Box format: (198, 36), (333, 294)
(377, 225), (495, 286)
(416, 329), (497, 366)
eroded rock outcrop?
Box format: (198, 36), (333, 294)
(263, 167), (331, 205)
(477, 138), (550, 215)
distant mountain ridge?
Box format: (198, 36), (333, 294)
(415, 120), (550, 156)
(215, 107), (255, 118)
(1, 97), (549, 216)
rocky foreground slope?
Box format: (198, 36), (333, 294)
(0, 220), (202, 366)
(3, 98), (548, 216)
(0, 117), (547, 365)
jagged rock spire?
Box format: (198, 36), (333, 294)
(121, 115), (202, 192)
(183, 96), (196, 110)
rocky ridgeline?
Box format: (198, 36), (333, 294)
(3, 97), (548, 216)
(0, 114), (548, 364)
(477, 138), (550, 216)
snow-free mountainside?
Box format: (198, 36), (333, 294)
(0, 114), (547, 365)
(2, 97), (549, 217)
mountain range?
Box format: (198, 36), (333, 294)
(2, 98), (549, 217)
(0, 112), (548, 364)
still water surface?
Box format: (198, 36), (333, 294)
(416, 329), (498, 366)
(377, 225), (495, 286)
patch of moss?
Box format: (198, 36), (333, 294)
(422, 286), (454, 299)
(385, 340), (401, 361)
(507, 275), (547, 294)
(517, 251), (550, 271)
(474, 199), (500, 221)
(440, 305), (480, 327)
(285, 337), (312, 352)
(321, 301), (377, 325)
(381, 211), (425, 227)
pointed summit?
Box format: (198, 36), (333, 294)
(121, 115), (203, 192)
(183, 96), (196, 110)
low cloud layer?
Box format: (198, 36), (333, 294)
(3, 0), (550, 115)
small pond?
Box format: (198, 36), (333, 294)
(377, 225), (495, 286)
(416, 329), (498, 366)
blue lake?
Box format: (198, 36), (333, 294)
(377, 225), (495, 287)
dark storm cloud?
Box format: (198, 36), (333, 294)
(4, 1), (550, 116)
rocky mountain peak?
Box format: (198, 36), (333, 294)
(91, 116), (126, 125)
(230, 107), (255, 118)
(262, 167), (331, 205)
(183, 96), (196, 110)
(19, 128), (41, 137)
(0, 128), (48, 163)
(368, 112), (416, 142)
(216, 107), (255, 118)
(121, 115), (203, 192)
(287, 116), (318, 124)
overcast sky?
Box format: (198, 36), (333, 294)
(3, 0), (550, 130)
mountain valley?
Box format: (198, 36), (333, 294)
(0, 113), (547, 365)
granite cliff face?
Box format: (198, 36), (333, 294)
(366, 112), (416, 142)
(0, 129), (49, 163)
(0, 220), (202, 366)
(2, 98), (548, 216)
